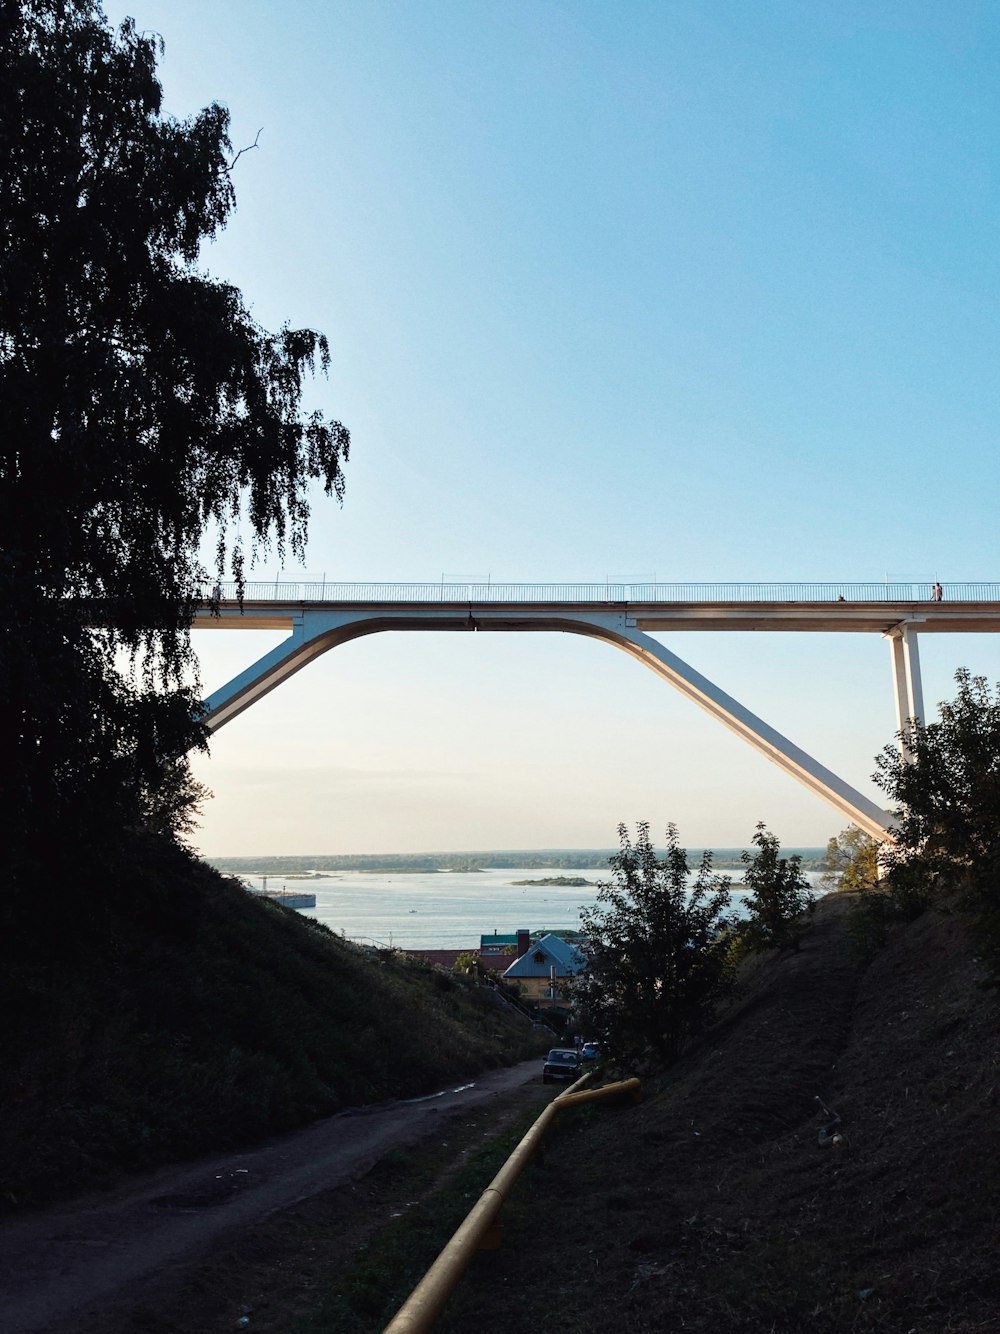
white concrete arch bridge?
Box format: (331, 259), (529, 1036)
(193, 579), (1000, 843)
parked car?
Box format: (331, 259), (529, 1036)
(542, 1048), (582, 1083)
(580, 1041), (602, 1062)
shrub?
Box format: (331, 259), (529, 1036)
(822, 825), (880, 894)
(738, 824), (814, 954)
(875, 668), (1000, 907)
(573, 822), (733, 1064)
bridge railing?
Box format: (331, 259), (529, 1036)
(206, 579), (1000, 604)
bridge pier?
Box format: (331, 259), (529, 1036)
(885, 622), (925, 761)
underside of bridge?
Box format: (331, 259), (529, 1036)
(198, 604), (902, 841)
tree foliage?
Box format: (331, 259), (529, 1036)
(0, 1), (349, 859)
(822, 824), (880, 894)
(738, 823), (814, 953)
(821, 824), (889, 956)
(875, 668), (1000, 907)
(573, 822), (733, 1064)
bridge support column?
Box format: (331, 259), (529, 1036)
(886, 624), (924, 760)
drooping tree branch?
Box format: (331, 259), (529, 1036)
(228, 126), (263, 172)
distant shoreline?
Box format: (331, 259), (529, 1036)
(209, 847), (827, 876)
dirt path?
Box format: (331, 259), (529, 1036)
(0, 1058), (545, 1333)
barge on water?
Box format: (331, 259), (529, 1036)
(245, 886), (317, 909)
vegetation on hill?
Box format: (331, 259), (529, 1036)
(0, 836), (545, 1210)
(876, 669), (1000, 926)
(425, 891), (1000, 1334)
(821, 822), (880, 892)
(737, 821), (815, 953)
(573, 823), (734, 1063)
(572, 822), (817, 1065)
(829, 669), (1000, 971)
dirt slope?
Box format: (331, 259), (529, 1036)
(439, 892), (1000, 1333)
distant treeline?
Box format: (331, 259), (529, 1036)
(210, 847), (827, 876)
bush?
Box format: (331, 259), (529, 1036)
(875, 668), (1000, 906)
(822, 825), (880, 894)
(862, 669), (1000, 978)
(738, 824), (814, 954)
(573, 822), (733, 1064)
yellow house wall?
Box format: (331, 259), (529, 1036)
(515, 975), (570, 1003)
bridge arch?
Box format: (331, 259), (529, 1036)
(198, 602), (897, 840)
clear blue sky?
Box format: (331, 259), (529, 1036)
(106, 0), (1000, 856)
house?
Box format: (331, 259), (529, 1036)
(501, 932), (586, 1006)
(479, 929), (529, 963)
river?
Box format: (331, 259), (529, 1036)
(240, 865), (830, 950)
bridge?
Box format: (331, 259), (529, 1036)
(193, 580), (1000, 842)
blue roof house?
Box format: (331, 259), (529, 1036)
(501, 933), (586, 1006)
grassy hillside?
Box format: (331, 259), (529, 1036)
(427, 891), (1000, 1333)
(0, 835), (545, 1210)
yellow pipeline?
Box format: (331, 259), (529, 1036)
(554, 1076), (642, 1111)
(381, 1073), (640, 1334)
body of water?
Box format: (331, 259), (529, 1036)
(240, 866), (829, 950)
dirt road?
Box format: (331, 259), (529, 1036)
(0, 1058), (545, 1333)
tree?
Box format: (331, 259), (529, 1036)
(0, 2), (349, 863)
(821, 824), (880, 894)
(821, 824), (889, 955)
(874, 668), (1000, 906)
(739, 823), (814, 953)
(452, 951), (481, 978)
(572, 822), (733, 1064)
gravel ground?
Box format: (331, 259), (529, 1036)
(0, 1058), (548, 1333)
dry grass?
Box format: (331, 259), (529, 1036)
(431, 893), (1000, 1333)
(0, 836), (546, 1209)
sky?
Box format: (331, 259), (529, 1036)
(104, 0), (1000, 857)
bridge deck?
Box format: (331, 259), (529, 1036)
(192, 599), (1000, 635)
